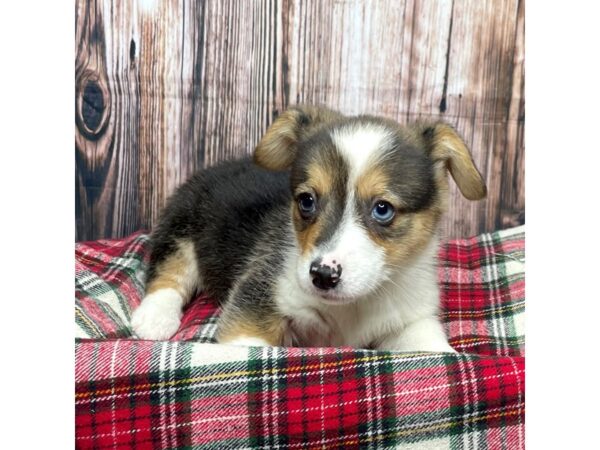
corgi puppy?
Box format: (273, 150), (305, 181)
(131, 105), (486, 352)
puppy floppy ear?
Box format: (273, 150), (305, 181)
(254, 105), (343, 171)
(420, 123), (487, 200)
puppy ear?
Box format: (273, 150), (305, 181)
(254, 105), (343, 171)
(420, 123), (487, 200)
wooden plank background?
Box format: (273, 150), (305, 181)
(75, 0), (524, 241)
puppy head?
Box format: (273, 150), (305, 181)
(254, 106), (486, 304)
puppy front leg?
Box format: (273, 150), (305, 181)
(131, 241), (200, 340)
(377, 316), (456, 353)
(216, 278), (287, 347)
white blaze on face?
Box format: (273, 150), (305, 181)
(296, 124), (394, 302)
(320, 209), (386, 300)
(331, 124), (393, 185)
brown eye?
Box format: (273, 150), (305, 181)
(371, 201), (395, 225)
(297, 193), (317, 219)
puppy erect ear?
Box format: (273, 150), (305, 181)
(254, 105), (343, 171)
(420, 123), (487, 200)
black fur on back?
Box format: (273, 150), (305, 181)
(147, 158), (292, 302)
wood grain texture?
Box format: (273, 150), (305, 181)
(75, 0), (524, 241)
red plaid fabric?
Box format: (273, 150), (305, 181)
(75, 226), (525, 449)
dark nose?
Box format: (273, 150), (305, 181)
(310, 260), (342, 290)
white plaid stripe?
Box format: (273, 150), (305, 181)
(482, 232), (506, 356)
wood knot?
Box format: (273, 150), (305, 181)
(76, 70), (110, 139)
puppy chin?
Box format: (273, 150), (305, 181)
(311, 287), (361, 306)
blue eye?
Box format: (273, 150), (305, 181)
(297, 193), (317, 218)
(371, 201), (395, 224)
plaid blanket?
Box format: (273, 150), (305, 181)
(75, 226), (525, 449)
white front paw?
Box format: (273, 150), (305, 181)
(130, 288), (184, 340)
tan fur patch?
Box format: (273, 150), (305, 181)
(292, 161), (336, 256)
(377, 207), (442, 266)
(356, 165), (392, 204)
(356, 163), (437, 265)
(146, 241), (199, 302)
(306, 162), (333, 196)
(366, 181), (445, 267)
(254, 105), (344, 171)
(293, 203), (326, 256)
(428, 124), (487, 200)
(217, 313), (284, 346)
(254, 109), (301, 171)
